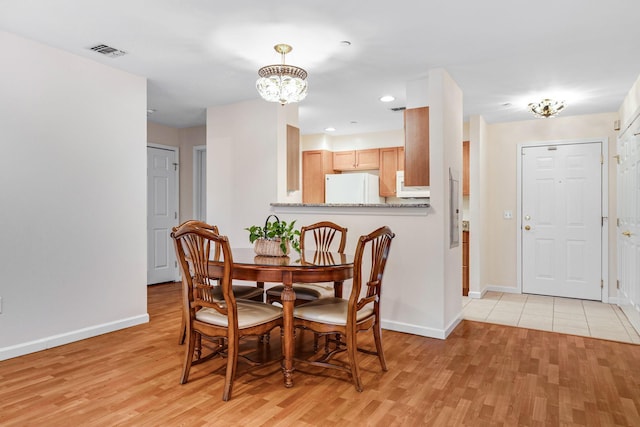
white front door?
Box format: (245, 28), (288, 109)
(521, 142), (602, 300)
(147, 146), (179, 285)
(617, 122), (640, 332)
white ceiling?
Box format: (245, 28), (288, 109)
(1, 0), (639, 135)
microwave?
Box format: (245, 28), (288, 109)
(396, 171), (430, 198)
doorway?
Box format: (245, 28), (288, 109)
(617, 118), (640, 332)
(147, 145), (179, 285)
(518, 140), (605, 300)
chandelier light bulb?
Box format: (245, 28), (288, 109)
(528, 98), (566, 118)
(256, 44), (308, 105)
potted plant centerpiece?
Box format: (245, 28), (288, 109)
(245, 215), (300, 256)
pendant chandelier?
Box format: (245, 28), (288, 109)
(256, 44), (308, 105)
(528, 98), (566, 118)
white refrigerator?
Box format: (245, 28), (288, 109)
(325, 173), (384, 204)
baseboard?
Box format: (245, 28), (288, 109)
(467, 289), (486, 299)
(486, 284), (521, 294)
(381, 318), (456, 340)
(444, 314), (463, 338)
(0, 314), (149, 361)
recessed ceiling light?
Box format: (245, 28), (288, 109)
(325, 127), (336, 132)
(379, 95), (395, 103)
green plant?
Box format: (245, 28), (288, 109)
(245, 218), (300, 254)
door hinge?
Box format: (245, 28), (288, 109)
(173, 162), (179, 171)
(175, 261), (178, 268)
(601, 154), (604, 164)
(175, 212), (178, 219)
(613, 154), (621, 164)
(601, 280), (604, 289)
(617, 218), (621, 227)
(616, 279), (620, 289)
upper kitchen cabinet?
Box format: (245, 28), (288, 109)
(379, 147), (405, 197)
(333, 148), (380, 171)
(463, 140), (470, 196)
(404, 106), (429, 186)
(287, 125), (300, 192)
(302, 150), (333, 203)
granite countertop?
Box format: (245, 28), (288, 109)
(271, 202), (430, 208)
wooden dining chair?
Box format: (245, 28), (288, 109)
(171, 222), (283, 401)
(265, 221), (348, 306)
(293, 226), (395, 392)
(176, 220), (264, 345)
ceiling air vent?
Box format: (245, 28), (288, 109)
(89, 44), (126, 58)
(390, 106), (406, 112)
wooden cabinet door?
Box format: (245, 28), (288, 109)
(333, 150), (356, 170)
(462, 231), (469, 296)
(463, 140), (470, 196)
(379, 147), (398, 197)
(355, 148), (380, 169)
(302, 150), (333, 203)
(397, 147), (405, 171)
(404, 106), (429, 186)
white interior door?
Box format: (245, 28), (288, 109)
(521, 142), (602, 300)
(617, 121), (640, 332)
(147, 146), (179, 285)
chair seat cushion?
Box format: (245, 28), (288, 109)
(266, 283), (334, 301)
(211, 285), (264, 302)
(293, 297), (374, 325)
(196, 300), (282, 329)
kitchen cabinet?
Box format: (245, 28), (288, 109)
(463, 140), (470, 196)
(287, 125), (300, 192)
(462, 230), (469, 296)
(404, 106), (429, 186)
(302, 150), (333, 203)
(333, 148), (380, 171)
(379, 146), (404, 197)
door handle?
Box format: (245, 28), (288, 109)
(524, 225), (531, 231)
(622, 231), (632, 237)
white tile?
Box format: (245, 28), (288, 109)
(518, 315), (553, 331)
(525, 294), (553, 304)
(522, 303), (554, 316)
(492, 301), (525, 313)
(589, 329), (633, 343)
(486, 310), (521, 326)
(554, 304), (586, 316)
(499, 293), (528, 303)
(553, 310), (587, 322)
(483, 291), (503, 301)
(553, 317), (589, 329)
(552, 324), (590, 337)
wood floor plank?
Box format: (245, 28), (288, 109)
(1, 282), (640, 426)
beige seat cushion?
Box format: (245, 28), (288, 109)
(293, 297), (374, 325)
(266, 283), (335, 301)
(196, 300), (282, 329)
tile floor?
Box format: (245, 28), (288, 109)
(462, 291), (640, 344)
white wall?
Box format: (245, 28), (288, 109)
(0, 31), (148, 360)
(206, 100), (294, 245)
(482, 112), (619, 296)
(147, 122), (207, 222)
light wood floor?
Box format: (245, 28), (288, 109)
(2, 282), (640, 426)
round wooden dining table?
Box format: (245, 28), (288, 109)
(209, 248), (354, 388)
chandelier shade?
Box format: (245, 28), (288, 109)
(256, 44), (308, 105)
(528, 98), (566, 118)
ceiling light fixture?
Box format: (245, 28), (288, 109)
(256, 44), (308, 105)
(528, 98), (566, 118)
(324, 127), (336, 132)
(379, 95), (395, 102)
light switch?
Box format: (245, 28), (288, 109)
(503, 210), (513, 219)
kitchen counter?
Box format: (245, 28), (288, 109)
(271, 201), (430, 217)
(271, 202), (430, 208)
